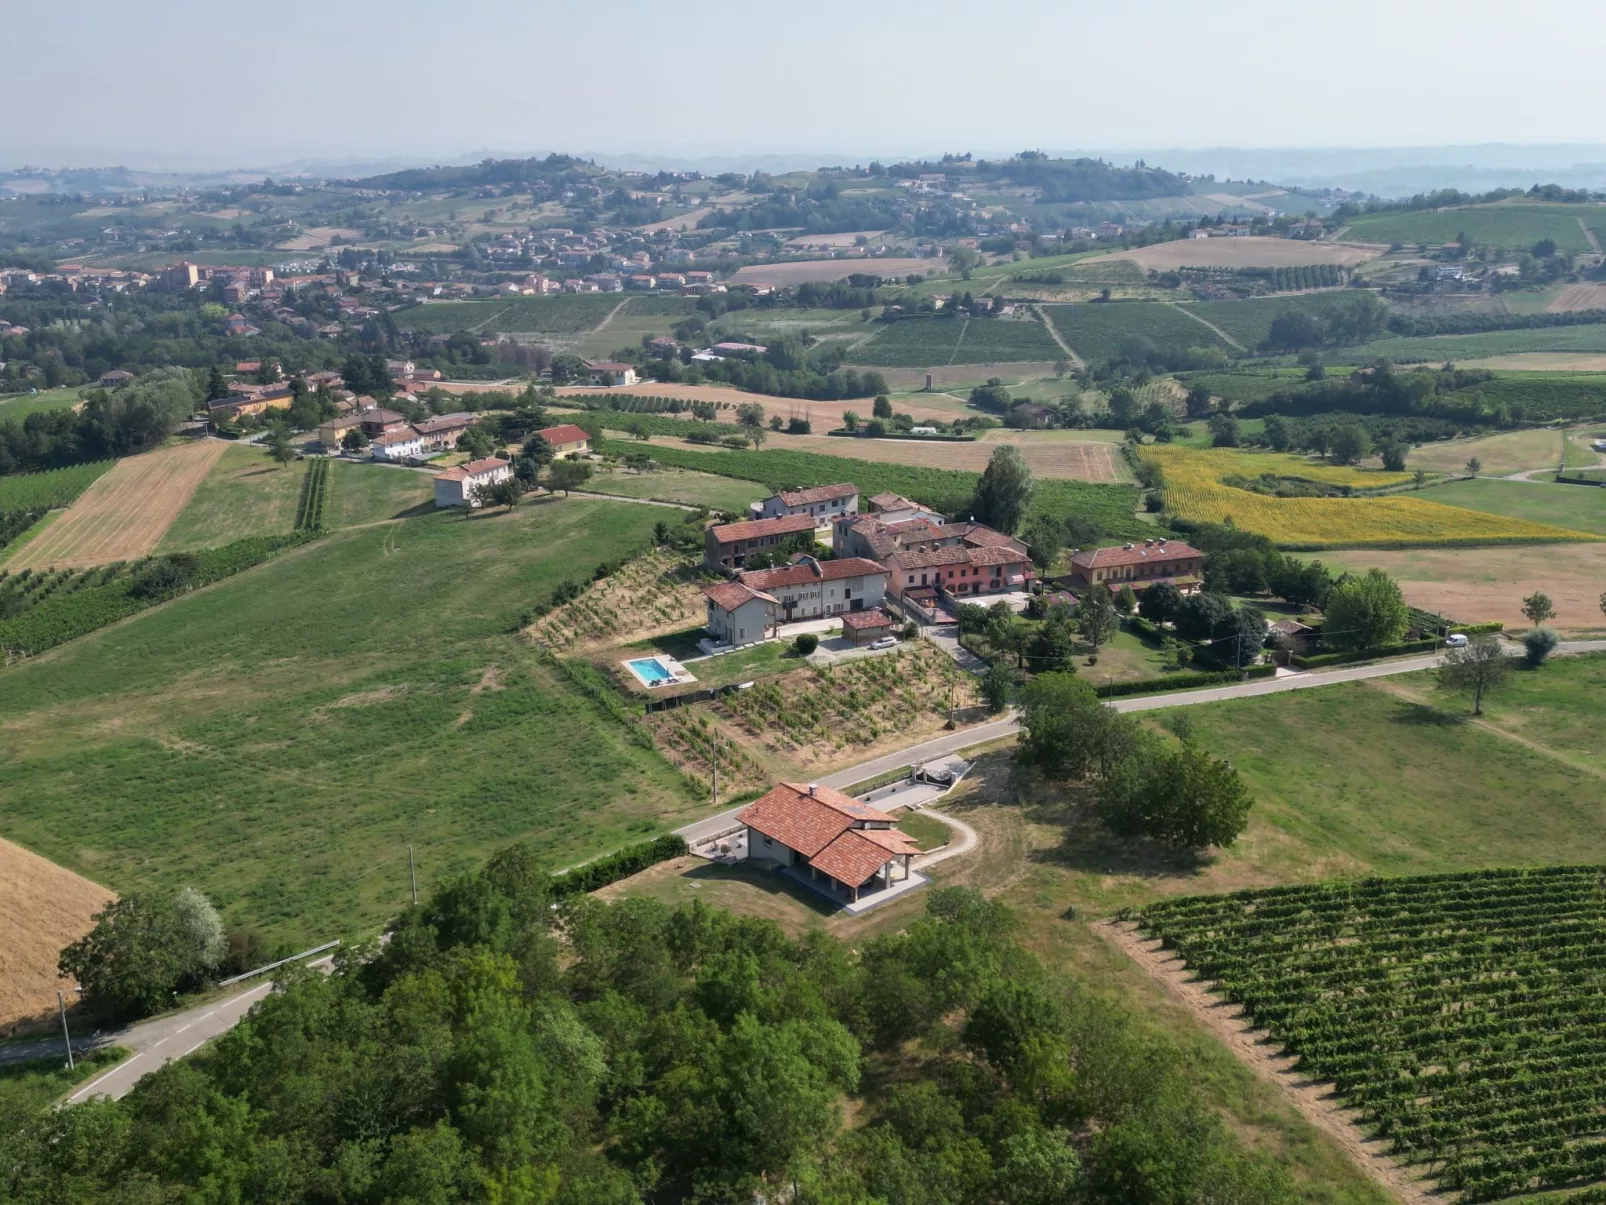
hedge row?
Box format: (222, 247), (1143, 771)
(0, 532), (317, 659)
(824, 430), (977, 443)
(1288, 624), (1502, 670)
(549, 835), (689, 899)
(1100, 663), (1277, 697)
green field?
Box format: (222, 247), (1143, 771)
(1187, 293), (1372, 351)
(328, 460), (437, 526)
(392, 294), (623, 335)
(1329, 322), (1606, 365)
(0, 461), (115, 510)
(1419, 475), (1606, 530)
(1340, 202), (1606, 253)
(1471, 375), (1606, 422)
(158, 445), (309, 552)
(586, 466), (768, 512)
(604, 438), (1151, 539)
(0, 499), (704, 945)
(1040, 302), (1233, 362)
(849, 316), (1064, 367)
(0, 386), (84, 422)
(1176, 367), (1309, 407)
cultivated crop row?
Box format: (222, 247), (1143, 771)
(294, 458), (331, 531)
(533, 549), (704, 650)
(1141, 866), (1606, 1202)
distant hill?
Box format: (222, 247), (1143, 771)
(354, 154), (596, 191)
(890, 155), (1189, 203)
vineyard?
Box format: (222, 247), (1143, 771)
(648, 706), (771, 798)
(1187, 292), (1370, 350)
(710, 641), (977, 767)
(598, 439), (1153, 540)
(1142, 444), (1596, 548)
(0, 461), (115, 511)
(0, 561), (129, 621)
(1039, 302), (1234, 363)
(294, 458), (331, 531)
(530, 548), (708, 651)
(0, 507), (46, 555)
(1140, 866), (1606, 1203)
(850, 315), (1063, 367)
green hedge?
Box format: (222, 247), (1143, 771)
(1289, 623), (1505, 670)
(0, 532), (316, 658)
(1100, 663), (1276, 697)
(550, 834), (689, 898)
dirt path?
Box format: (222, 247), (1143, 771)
(1033, 304), (1085, 369)
(9, 440), (228, 570)
(1100, 921), (1432, 1205)
(592, 298), (631, 334)
(1171, 302), (1247, 352)
(466, 305), (513, 335)
(911, 808), (978, 870)
(1580, 217), (1602, 255)
(945, 318), (971, 366)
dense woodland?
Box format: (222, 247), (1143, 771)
(0, 848), (1295, 1205)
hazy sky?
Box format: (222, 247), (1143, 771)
(11, 0), (1606, 169)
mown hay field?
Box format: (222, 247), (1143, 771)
(1082, 236), (1383, 271)
(1144, 444), (1595, 549)
(8, 440), (227, 570)
(773, 433), (1130, 482)
(0, 836), (113, 1032)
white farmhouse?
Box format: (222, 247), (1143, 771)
(434, 456), (514, 508)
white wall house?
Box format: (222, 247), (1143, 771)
(434, 456), (514, 508)
(370, 427), (426, 461)
(738, 555), (888, 623)
(752, 483), (860, 526)
(702, 581), (778, 646)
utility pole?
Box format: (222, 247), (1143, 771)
(711, 731), (719, 808)
(57, 991), (74, 1071)
(407, 843), (417, 906)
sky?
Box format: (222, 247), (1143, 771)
(11, 0), (1606, 171)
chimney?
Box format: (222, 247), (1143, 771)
(807, 783), (818, 796)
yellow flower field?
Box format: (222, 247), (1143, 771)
(1143, 445), (1597, 548)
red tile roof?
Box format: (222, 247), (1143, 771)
(702, 582), (778, 612)
(538, 424), (591, 446)
(738, 782), (899, 859)
(415, 412), (472, 433)
(776, 482), (858, 507)
(1070, 540), (1202, 570)
(840, 608), (894, 631)
(739, 556), (886, 590)
(885, 544), (1027, 571)
(810, 829), (906, 887)
(709, 513), (817, 544)
(435, 456), (510, 482)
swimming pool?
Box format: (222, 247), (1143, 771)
(623, 655), (697, 688)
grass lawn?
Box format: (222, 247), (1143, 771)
(1085, 625), (1175, 684)
(1415, 476), (1606, 536)
(0, 386), (83, 422)
(586, 467), (768, 513)
(620, 629), (803, 691)
(0, 498), (704, 946)
(1399, 426), (1570, 475)
(157, 444), (308, 552)
(895, 809), (951, 851)
(328, 460), (436, 527)
(0, 1047), (127, 1115)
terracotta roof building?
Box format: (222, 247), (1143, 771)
(705, 513), (817, 571)
(736, 555), (888, 623)
(883, 541), (1034, 604)
(739, 782), (921, 903)
(537, 424), (591, 456)
(1067, 538), (1203, 593)
(434, 456), (513, 508)
(753, 482), (860, 524)
(701, 581), (780, 646)
(840, 608), (896, 645)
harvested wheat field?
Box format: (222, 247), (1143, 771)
(1457, 352), (1606, 372)
(1324, 542), (1606, 633)
(8, 439), (228, 570)
(1547, 283), (1606, 313)
(1085, 237), (1383, 271)
(768, 432), (1130, 482)
(0, 836), (113, 1032)
(846, 362), (1061, 391)
(731, 258), (933, 285)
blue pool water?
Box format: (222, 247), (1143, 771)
(627, 657), (675, 685)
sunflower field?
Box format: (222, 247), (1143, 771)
(1142, 445), (1597, 549)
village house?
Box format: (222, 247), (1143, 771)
(751, 482), (859, 526)
(316, 413), (367, 447)
(736, 555), (888, 623)
(1066, 537), (1203, 593)
(582, 360), (638, 387)
(370, 426), (427, 462)
(739, 781), (922, 907)
(700, 580), (780, 646)
(434, 456), (514, 508)
(884, 543), (1035, 608)
(704, 513), (817, 571)
(208, 387), (293, 422)
(98, 369), (134, 388)
(840, 608), (896, 647)
(536, 423), (591, 457)
(414, 412), (475, 452)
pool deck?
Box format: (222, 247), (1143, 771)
(622, 654), (698, 689)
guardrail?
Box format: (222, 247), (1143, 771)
(216, 940), (340, 987)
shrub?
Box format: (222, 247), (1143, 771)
(548, 835), (688, 898)
(1522, 626), (1560, 667)
(794, 632), (819, 655)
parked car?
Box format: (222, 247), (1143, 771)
(1445, 633), (1469, 647)
(868, 635), (899, 650)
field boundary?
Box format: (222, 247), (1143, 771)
(1032, 304), (1084, 369)
(1171, 302), (1246, 352)
(1099, 920), (1429, 1205)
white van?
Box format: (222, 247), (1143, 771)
(1444, 633), (1469, 648)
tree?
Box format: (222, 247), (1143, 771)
(981, 660), (1013, 713)
(986, 604), (1027, 669)
(1521, 591), (1556, 627)
(947, 245), (980, 279)
(1222, 606), (1267, 669)
(1021, 515), (1063, 573)
(841, 410), (860, 432)
(59, 889), (224, 1018)
(1412, 468), (1428, 490)
(1099, 738), (1253, 849)
(1437, 634), (1510, 715)
(1175, 591), (1234, 643)
(547, 460), (592, 496)
(1207, 413), (1240, 448)
(267, 428), (296, 468)
(341, 427), (370, 452)
(1262, 414), (1291, 451)
(1113, 584), (1137, 615)
(204, 364), (228, 401)
(1266, 310), (1325, 350)
(970, 446), (1034, 535)
(1184, 384), (1212, 419)
(872, 394), (893, 420)
(1138, 581), (1182, 625)
(1522, 627), (1559, 667)
(482, 477), (524, 511)
(1327, 424), (1370, 465)
(1379, 442), (1408, 473)
(1026, 607), (1077, 674)
(458, 425), (497, 459)
(1017, 673), (1138, 782)
(1466, 457), (1481, 476)
(1077, 587), (1118, 652)
(1322, 569), (1408, 650)
(1062, 515), (1104, 549)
